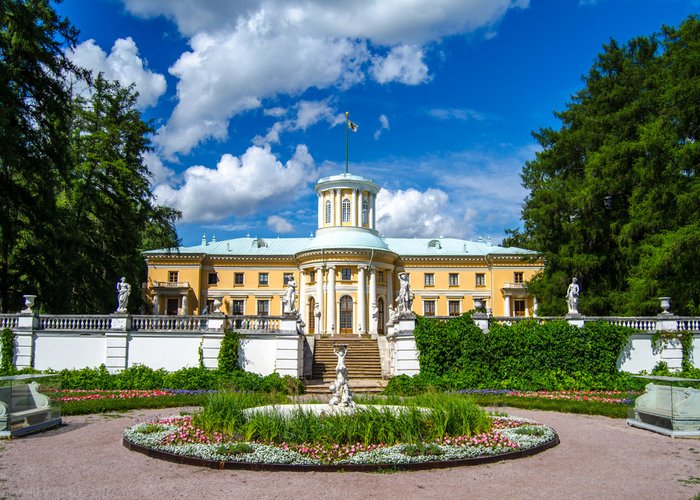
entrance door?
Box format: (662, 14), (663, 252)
(308, 297), (316, 334)
(166, 298), (179, 315)
(339, 296), (353, 334)
(378, 297), (385, 335)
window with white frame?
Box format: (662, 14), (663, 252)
(514, 272), (524, 284)
(341, 268), (352, 281)
(377, 270), (384, 283)
(259, 272), (269, 286)
(424, 273), (435, 286)
(283, 273), (294, 285)
(475, 273), (485, 287)
(168, 271), (178, 283)
(257, 300), (269, 316)
(232, 299), (244, 315)
(449, 300), (461, 316)
(361, 198), (368, 224)
(234, 273), (244, 285)
(449, 273), (459, 286)
(423, 300), (436, 316)
(341, 198), (351, 222)
(325, 200), (332, 224)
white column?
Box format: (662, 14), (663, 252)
(370, 193), (376, 229)
(351, 189), (357, 226)
(334, 189), (341, 226)
(386, 270), (393, 310)
(181, 294), (188, 316)
(504, 295), (511, 317)
(317, 193), (323, 228)
(299, 271), (306, 325)
(369, 267), (377, 335)
(316, 266), (324, 333)
(327, 265), (336, 335)
(152, 294), (159, 315)
(358, 265), (366, 334)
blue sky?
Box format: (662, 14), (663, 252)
(56, 0), (698, 246)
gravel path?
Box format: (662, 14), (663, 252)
(1, 407), (699, 500)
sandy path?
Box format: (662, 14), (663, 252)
(1, 407), (698, 500)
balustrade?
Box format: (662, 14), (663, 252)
(600, 317), (657, 331)
(0, 315), (18, 329)
(40, 315), (112, 331)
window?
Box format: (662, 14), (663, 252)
(168, 271), (178, 283)
(377, 270), (384, 283)
(423, 300), (436, 317)
(309, 270), (315, 282)
(341, 198), (351, 222)
(232, 299), (244, 315)
(449, 300), (461, 316)
(361, 198), (368, 224)
(259, 272), (269, 286)
(514, 272), (524, 284)
(475, 273), (485, 287)
(449, 273), (459, 286)
(284, 273), (294, 285)
(325, 200), (332, 224)
(341, 268), (352, 281)
(514, 299), (526, 317)
(424, 273), (435, 286)
(234, 272), (244, 285)
(206, 299), (215, 313)
(257, 300), (269, 316)
(208, 272), (218, 285)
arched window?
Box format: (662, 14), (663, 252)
(361, 198), (368, 225)
(324, 200), (331, 224)
(341, 198), (351, 222)
(340, 295), (353, 334)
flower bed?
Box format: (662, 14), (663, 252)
(123, 412), (558, 471)
(46, 388), (218, 403)
(457, 389), (638, 405)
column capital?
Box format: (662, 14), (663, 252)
(314, 265), (325, 271)
(358, 265), (368, 271)
(327, 264), (336, 270)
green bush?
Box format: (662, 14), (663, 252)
(218, 329), (241, 373)
(0, 327), (15, 373)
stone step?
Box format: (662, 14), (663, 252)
(305, 379), (388, 395)
(312, 337), (382, 381)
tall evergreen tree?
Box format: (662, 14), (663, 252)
(508, 16), (700, 316)
(0, 0), (80, 312)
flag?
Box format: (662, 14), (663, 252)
(348, 119), (358, 132)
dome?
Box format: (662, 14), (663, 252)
(301, 227), (391, 252)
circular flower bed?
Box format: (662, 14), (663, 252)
(123, 411), (559, 471)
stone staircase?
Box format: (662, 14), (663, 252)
(311, 336), (383, 382)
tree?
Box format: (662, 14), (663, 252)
(59, 75), (180, 313)
(0, 0), (80, 312)
(508, 16), (700, 316)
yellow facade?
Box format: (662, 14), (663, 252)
(144, 173), (544, 332)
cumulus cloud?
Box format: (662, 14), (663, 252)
(374, 114), (390, 140)
(376, 188), (462, 237)
(254, 99), (344, 145)
(371, 45), (429, 85)
(143, 151), (174, 186)
(122, 0), (528, 156)
(67, 37), (166, 109)
(153, 144), (316, 222)
(428, 107), (485, 121)
(267, 215), (294, 233)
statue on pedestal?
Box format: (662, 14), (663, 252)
(329, 344), (354, 407)
(396, 272), (414, 317)
(116, 277), (131, 313)
(282, 279), (297, 315)
(566, 277), (580, 315)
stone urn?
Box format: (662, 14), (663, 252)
(473, 297), (484, 310)
(22, 294), (37, 313)
(658, 297), (671, 315)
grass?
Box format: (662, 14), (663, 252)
(59, 394), (210, 415)
(464, 394), (632, 418)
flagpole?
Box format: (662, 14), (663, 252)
(345, 111), (349, 174)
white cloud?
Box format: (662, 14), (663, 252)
(428, 107), (485, 121)
(254, 99), (344, 145)
(376, 188), (462, 237)
(67, 37), (166, 109)
(143, 151), (174, 186)
(264, 107), (287, 118)
(123, 0), (528, 156)
(374, 114), (390, 140)
(267, 215), (294, 233)
(153, 144), (316, 222)
(371, 45), (429, 85)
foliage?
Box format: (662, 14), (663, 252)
(55, 364), (303, 393)
(0, 2), (180, 313)
(0, 327), (15, 372)
(408, 316), (635, 391)
(505, 16), (700, 315)
(59, 393), (209, 416)
(217, 329), (241, 373)
(194, 393), (491, 446)
(651, 330), (695, 371)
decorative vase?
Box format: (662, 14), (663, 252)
(23, 294), (37, 313)
(658, 297), (671, 315)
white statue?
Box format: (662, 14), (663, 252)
(566, 277), (580, 315)
(116, 277), (131, 313)
(329, 344), (354, 407)
(396, 272), (414, 316)
(282, 279), (297, 314)
(370, 303), (379, 334)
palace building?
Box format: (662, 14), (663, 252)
(143, 173), (544, 334)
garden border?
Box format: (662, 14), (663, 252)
(122, 433), (560, 472)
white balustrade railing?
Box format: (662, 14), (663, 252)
(490, 316), (556, 325)
(229, 316), (282, 333)
(40, 315), (112, 331)
(0, 315), (19, 329)
(599, 317), (657, 331)
(676, 318), (700, 332)
(132, 315), (202, 332)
